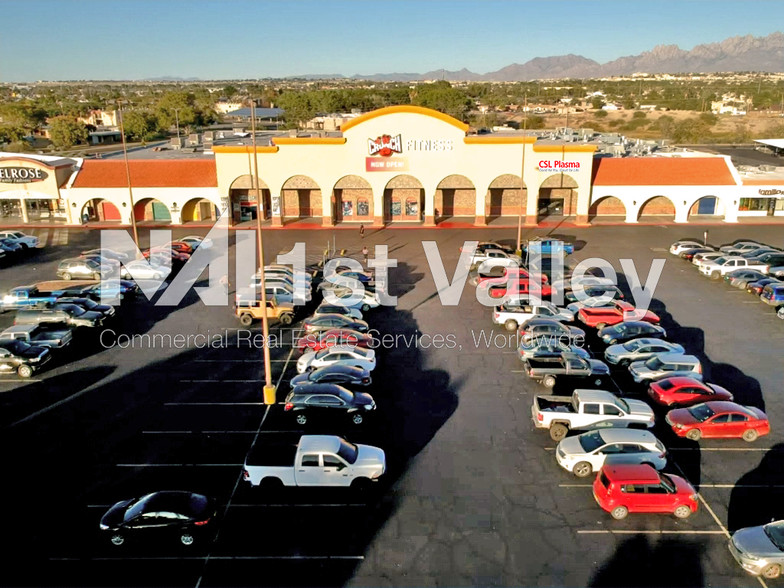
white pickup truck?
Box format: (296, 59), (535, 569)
(531, 389), (655, 441)
(242, 434), (386, 490)
(470, 248), (522, 270)
(699, 256), (768, 280)
(492, 302), (574, 331)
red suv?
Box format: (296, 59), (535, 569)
(592, 463), (698, 520)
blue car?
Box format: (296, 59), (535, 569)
(525, 238), (575, 256)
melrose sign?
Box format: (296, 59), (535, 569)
(0, 167), (48, 184)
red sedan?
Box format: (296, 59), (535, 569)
(296, 329), (374, 354)
(143, 248), (190, 264)
(476, 267), (549, 286)
(169, 241), (194, 255)
(666, 401), (770, 442)
(648, 376), (734, 407)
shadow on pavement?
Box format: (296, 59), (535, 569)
(728, 443), (784, 533)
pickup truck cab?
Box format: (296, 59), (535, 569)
(523, 352), (611, 389)
(14, 305), (104, 328)
(531, 389), (655, 441)
(0, 339), (51, 378)
(470, 248), (522, 270)
(0, 230), (39, 249)
(493, 302), (573, 331)
(524, 237), (575, 255)
(242, 434), (385, 490)
(577, 300), (660, 329)
(1, 285), (59, 312)
(0, 324), (73, 349)
(700, 256), (768, 280)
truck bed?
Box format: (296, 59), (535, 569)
(534, 395), (575, 412)
(245, 433), (301, 467)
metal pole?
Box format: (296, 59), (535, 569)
(516, 94), (528, 254)
(174, 107), (180, 140)
(250, 100), (275, 403)
(118, 102), (140, 254)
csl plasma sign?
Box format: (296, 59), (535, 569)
(0, 167), (49, 184)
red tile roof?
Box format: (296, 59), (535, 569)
(592, 157), (736, 186)
(72, 160), (217, 188)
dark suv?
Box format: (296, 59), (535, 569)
(0, 339), (51, 378)
(284, 383), (376, 425)
(15, 304), (104, 328)
(55, 298), (116, 320)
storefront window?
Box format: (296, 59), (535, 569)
(342, 200), (353, 217)
(405, 199), (419, 217)
(775, 198), (784, 211)
(0, 199), (22, 219)
(357, 198), (369, 217)
(738, 198), (768, 212)
(390, 200), (401, 217)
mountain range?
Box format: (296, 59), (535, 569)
(289, 32), (784, 81)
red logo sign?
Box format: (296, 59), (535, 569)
(368, 134), (402, 157)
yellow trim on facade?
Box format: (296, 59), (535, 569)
(533, 144), (598, 153)
(463, 136), (537, 145)
(211, 145), (279, 154)
(271, 137), (347, 145)
(340, 105), (470, 133)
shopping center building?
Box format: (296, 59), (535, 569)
(1, 105), (783, 227)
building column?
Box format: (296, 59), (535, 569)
(19, 199), (29, 224)
(575, 187), (591, 226)
(372, 188), (384, 227)
(625, 204), (639, 224)
(525, 186), (538, 226)
(424, 190), (435, 226)
(674, 202), (689, 223)
(723, 197), (739, 223)
(322, 190), (334, 227)
(474, 189), (486, 226)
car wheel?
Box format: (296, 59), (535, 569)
(153, 273), (162, 280)
(710, 271), (720, 280)
(618, 359), (630, 367)
(239, 313), (253, 327)
(610, 506), (629, 520)
(596, 323), (606, 330)
(110, 534), (125, 546)
(742, 429), (759, 443)
(593, 378), (603, 386)
(351, 477), (371, 492)
(609, 339), (618, 345)
(17, 364), (33, 378)
(762, 564), (782, 579)
(505, 319), (518, 332)
(673, 505), (692, 519)
(279, 313), (293, 325)
(361, 304), (370, 312)
(777, 306), (784, 320)
(352, 413), (364, 425)
(573, 461), (593, 478)
(549, 424), (568, 441)
(92, 273), (101, 280)
(686, 429), (702, 441)
(19, 243), (28, 250)
(62, 272), (72, 280)
(543, 375), (556, 388)
(295, 414), (307, 425)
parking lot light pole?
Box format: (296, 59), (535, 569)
(516, 94), (528, 255)
(250, 99), (276, 405)
(117, 101), (140, 255)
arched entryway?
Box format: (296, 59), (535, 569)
(588, 196), (626, 221)
(133, 198), (171, 223)
(81, 198), (122, 222)
(332, 175), (373, 223)
(688, 196), (720, 218)
(281, 175), (322, 222)
(486, 174), (526, 222)
(383, 175), (424, 223)
(538, 174), (578, 219)
(637, 196), (676, 221)
(229, 175), (271, 225)
(181, 198), (218, 223)
(435, 175), (475, 221)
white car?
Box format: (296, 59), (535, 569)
(313, 303), (363, 321)
(263, 265), (312, 284)
(555, 428), (667, 478)
(330, 289), (380, 312)
(693, 251), (723, 267)
(0, 230), (39, 249)
(179, 235), (213, 250)
(719, 241), (763, 253)
(120, 260), (170, 281)
(296, 345), (376, 374)
(604, 338), (685, 366)
(470, 248), (523, 270)
(700, 256), (767, 279)
(669, 240), (704, 255)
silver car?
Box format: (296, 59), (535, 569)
(628, 353), (703, 384)
(555, 428), (667, 478)
(313, 303), (363, 321)
(518, 338), (590, 361)
(604, 338), (685, 366)
(729, 520), (784, 578)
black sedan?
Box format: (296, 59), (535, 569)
(680, 247), (714, 261)
(100, 491), (217, 547)
(284, 383), (376, 425)
(289, 364), (372, 388)
(598, 321), (667, 345)
(56, 297), (116, 319)
(302, 314), (369, 334)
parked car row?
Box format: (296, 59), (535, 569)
(0, 230), (41, 266)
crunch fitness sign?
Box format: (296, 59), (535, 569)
(0, 167), (48, 184)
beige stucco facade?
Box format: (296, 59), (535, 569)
(213, 106), (597, 227)
(0, 155), (78, 223)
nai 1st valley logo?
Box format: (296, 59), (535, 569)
(366, 134), (407, 171)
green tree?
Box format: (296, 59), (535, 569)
(591, 96), (605, 110)
(632, 110), (647, 119)
(222, 85), (238, 98)
(656, 115), (675, 138)
(0, 102), (46, 139)
(593, 109), (608, 119)
(121, 110), (159, 142)
(48, 116), (88, 149)
(155, 91), (197, 133)
(410, 81), (471, 120)
(276, 92), (317, 128)
(699, 112), (718, 125)
(672, 117), (712, 143)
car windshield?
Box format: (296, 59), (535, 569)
(687, 404), (715, 422)
(11, 232), (24, 238)
(644, 356), (664, 369)
(124, 493), (155, 521)
(336, 439), (359, 464)
(713, 257), (728, 265)
(614, 399), (630, 413)
(578, 431), (605, 453)
(58, 304), (85, 316)
(764, 522), (784, 552)
(622, 339), (643, 352)
(614, 324), (628, 334)
(2, 340), (32, 354)
(85, 260), (100, 269)
(659, 474), (677, 493)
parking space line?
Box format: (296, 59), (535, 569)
(51, 555), (364, 561)
(229, 503), (367, 508)
(669, 447), (776, 452)
(179, 380), (265, 383)
(142, 430), (258, 434)
(577, 530), (725, 535)
(164, 402), (265, 406)
(560, 482), (784, 489)
(116, 463), (243, 467)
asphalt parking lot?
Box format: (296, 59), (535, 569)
(1, 223), (783, 587)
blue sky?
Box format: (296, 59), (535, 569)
(1, 0), (782, 81)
